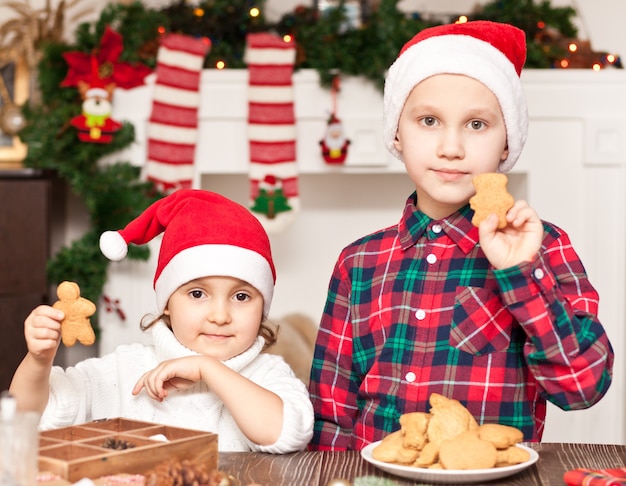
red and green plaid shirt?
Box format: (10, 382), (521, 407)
(309, 194), (613, 451)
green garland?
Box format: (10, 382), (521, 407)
(18, 0), (602, 332)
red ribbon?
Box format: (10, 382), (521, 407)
(564, 467), (626, 486)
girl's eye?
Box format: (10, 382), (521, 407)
(189, 289), (204, 299)
(420, 116), (437, 127)
(469, 120), (486, 130)
(234, 292), (250, 302)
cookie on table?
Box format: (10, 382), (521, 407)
(438, 430), (498, 470)
(477, 423), (524, 449)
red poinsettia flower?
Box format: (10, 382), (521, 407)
(61, 25), (153, 90)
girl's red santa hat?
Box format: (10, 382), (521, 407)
(99, 189), (276, 316)
(383, 20), (528, 173)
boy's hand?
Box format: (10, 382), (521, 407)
(478, 200), (543, 270)
(24, 305), (63, 364)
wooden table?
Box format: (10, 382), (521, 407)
(219, 443), (626, 485)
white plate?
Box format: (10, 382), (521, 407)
(361, 441), (538, 484)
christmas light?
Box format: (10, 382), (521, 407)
(216, 60), (226, 69)
(560, 59), (569, 68)
(193, 8), (204, 17)
(250, 7), (260, 18)
(607, 54), (616, 63)
(568, 43), (577, 52)
(283, 34), (292, 43)
(537, 21), (546, 29)
(455, 16), (468, 24)
(157, 26), (165, 35)
(593, 63), (601, 71)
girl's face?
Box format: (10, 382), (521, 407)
(165, 276), (264, 361)
(393, 74), (509, 220)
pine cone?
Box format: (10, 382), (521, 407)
(101, 437), (136, 450)
(144, 458), (225, 486)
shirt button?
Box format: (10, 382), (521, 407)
(534, 268), (545, 279)
(426, 254), (437, 264)
(415, 309), (426, 320)
(432, 224), (442, 233)
(405, 372), (416, 383)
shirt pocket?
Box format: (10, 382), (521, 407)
(449, 286), (514, 356)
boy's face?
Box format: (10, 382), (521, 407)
(393, 74), (509, 220)
(165, 275), (264, 361)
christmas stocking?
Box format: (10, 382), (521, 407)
(245, 32), (298, 233)
(145, 33), (210, 192)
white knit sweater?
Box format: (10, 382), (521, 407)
(41, 321), (314, 452)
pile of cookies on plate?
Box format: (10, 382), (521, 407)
(372, 393), (530, 470)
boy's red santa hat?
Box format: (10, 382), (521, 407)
(383, 20), (528, 173)
(99, 189), (276, 316)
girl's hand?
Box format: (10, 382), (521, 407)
(478, 200), (544, 270)
(132, 356), (208, 401)
(9, 305), (63, 413)
(24, 305), (63, 364)
(134, 355), (284, 445)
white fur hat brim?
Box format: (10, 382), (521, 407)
(155, 244), (275, 317)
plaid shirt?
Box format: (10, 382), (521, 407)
(309, 193), (613, 451)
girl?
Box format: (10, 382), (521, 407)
(10, 189), (314, 452)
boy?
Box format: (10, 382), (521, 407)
(308, 20), (613, 450)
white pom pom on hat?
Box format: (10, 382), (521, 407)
(383, 20), (529, 173)
(99, 230), (129, 261)
(98, 189), (276, 316)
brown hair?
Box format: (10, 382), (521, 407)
(140, 314), (278, 350)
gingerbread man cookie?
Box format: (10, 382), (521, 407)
(52, 281), (96, 346)
(469, 173), (515, 229)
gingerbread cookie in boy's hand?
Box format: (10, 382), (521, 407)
(52, 281), (96, 346)
(469, 173), (515, 229)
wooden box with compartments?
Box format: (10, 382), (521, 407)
(38, 418), (218, 481)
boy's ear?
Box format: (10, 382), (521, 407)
(500, 144), (509, 162)
(393, 134), (403, 153)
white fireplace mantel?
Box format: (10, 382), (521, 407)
(103, 69), (626, 445)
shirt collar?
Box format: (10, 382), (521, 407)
(398, 193), (479, 254)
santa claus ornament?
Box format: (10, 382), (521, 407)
(320, 74), (350, 164)
(320, 114), (350, 164)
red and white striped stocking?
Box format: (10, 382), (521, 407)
(245, 32), (298, 233)
(145, 33), (210, 192)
